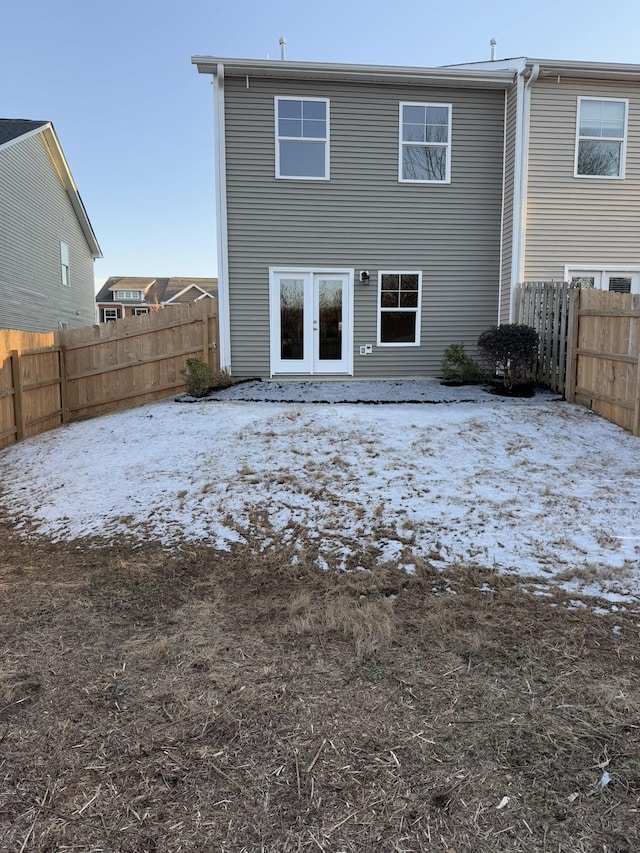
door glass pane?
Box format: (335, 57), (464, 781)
(280, 279), (304, 360)
(318, 279), (342, 361)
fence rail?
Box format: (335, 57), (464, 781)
(0, 301), (219, 451)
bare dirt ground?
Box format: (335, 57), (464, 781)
(1, 521), (639, 852)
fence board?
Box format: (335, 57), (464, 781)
(573, 289), (640, 435)
(517, 281), (575, 393)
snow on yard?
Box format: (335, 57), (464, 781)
(1, 384), (639, 604)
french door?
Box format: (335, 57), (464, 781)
(269, 270), (353, 375)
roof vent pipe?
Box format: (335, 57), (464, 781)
(279, 36), (287, 60)
(490, 38), (497, 61)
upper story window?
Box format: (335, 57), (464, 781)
(575, 97), (628, 178)
(275, 97), (329, 180)
(116, 290), (143, 300)
(399, 102), (452, 183)
(60, 243), (70, 286)
(377, 271), (422, 346)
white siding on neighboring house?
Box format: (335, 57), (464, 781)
(524, 76), (640, 281)
(0, 132), (97, 332)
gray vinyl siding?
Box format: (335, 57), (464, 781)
(223, 75), (505, 378)
(500, 82), (517, 323)
(525, 77), (640, 281)
(0, 133), (96, 332)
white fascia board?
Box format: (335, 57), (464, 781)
(165, 283), (216, 304)
(40, 125), (103, 259)
(192, 56), (515, 89)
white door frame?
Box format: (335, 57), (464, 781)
(269, 267), (354, 376)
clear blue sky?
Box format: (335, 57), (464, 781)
(3, 0), (640, 288)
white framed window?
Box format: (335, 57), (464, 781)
(377, 271), (422, 346)
(102, 308), (120, 322)
(575, 97), (628, 178)
(116, 290), (143, 300)
(566, 266), (640, 294)
(275, 97), (329, 180)
(399, 102), (451, 183)
(60, 243), (70, 286)
(132, 307), (149, 315)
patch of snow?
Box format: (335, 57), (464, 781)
(0, 388), (639, 604)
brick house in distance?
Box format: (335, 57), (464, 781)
(95, 277), (218, 322)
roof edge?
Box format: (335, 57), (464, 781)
(192, 56), (516, 88)
(40, 125), (102, 259)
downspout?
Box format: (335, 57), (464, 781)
(213, 62), (232, 370)
(496, 88), (508, 323)
(510, 63), (540, 320)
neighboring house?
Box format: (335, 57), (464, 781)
(95, 276), (218, 322)
(193, 54), (640, 379)
(0, 119), (102, 332)
(451, 57), (640, 321)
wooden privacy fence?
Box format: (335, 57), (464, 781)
(566, 288), (640, 436)
(515, 281), (577, 394)
(516, 282), (640, 436)
(0, 301), (219, 451)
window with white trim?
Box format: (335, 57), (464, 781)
(400, 102), (451, 183)
(575, 98), (628, 178)
(132, 307), (149, 315)
(377, 272), (422, 346)
(60, 243), (70, 286)
(102, 308), (120, 322)
(116, 290), (143, 300)
(275, 97), (329, 179)
(568, 268), (639, 294)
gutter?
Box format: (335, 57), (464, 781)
(192, 56), (515, 89)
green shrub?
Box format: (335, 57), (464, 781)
(181, 357), (212, 398)
(477, 324), (539, 390)
(441, 342), (483, 384)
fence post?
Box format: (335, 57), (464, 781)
(202, 313), (210, 369)
(59, 345), (69, 424)
(10, 350), (25, 442)
(565, 287), (580, 403)
(633, 349), (640, 436)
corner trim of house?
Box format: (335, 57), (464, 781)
(510, 63), (539, 320)
(214, 62), (232, 371)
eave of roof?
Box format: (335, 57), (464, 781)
(192, 56), (516, 89)
(37, 125), (102, 260)
(526, 58), (640, 82)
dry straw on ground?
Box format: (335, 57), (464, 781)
(0, 521), (638, 852)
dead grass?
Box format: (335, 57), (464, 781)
(0, 521), (639, 852)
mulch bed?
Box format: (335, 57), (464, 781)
(1, 522), (638, 852)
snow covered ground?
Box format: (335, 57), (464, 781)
(1, 381), (639, 605)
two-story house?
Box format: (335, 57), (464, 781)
(95, 276), (218, 322)
(193, 54), (640, 379)
(0, 119), (102, 332)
